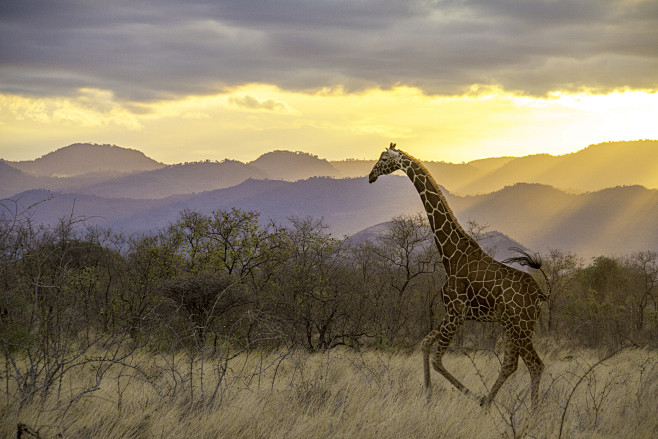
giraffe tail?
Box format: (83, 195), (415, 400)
(503, 247), (552, 301)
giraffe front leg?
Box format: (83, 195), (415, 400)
(427, 313), (474, 398)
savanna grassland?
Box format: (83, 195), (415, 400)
(2, 207), (657, 438)
(2, 346), (657, 438)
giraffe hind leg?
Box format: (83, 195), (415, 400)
(519, 341), (544, 410)
(422, 340), (432, 401)
(480, 340), (519, 408)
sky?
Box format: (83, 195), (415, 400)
(1, 0), (658, 164)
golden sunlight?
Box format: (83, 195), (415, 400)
(1, 85), (657, 163)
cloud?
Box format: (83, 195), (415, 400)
(1, 0), (657, 103)
(228, 95), (290, 112)
(0, 89), (142, 129)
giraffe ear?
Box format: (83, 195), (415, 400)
(386, 147), (400, 158)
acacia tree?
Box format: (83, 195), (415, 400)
(119, 232), (179, 343)
(626, 250), (658, 331)
(0, 212), (136, 406)
(565, 256), (633, 347)
(167, 209), (211, 274)
(541, 248), (584, 334)
(166, 208), (282, 279)
(207, 208), (277, 278)
(160, 209), (285, 349)
(160, 272), (243, 346)
(267, 216), (363, 351)
(369, 213), (443, 343)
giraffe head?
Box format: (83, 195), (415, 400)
(369, 143), (403, 184)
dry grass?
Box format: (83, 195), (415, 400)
(2, 344), (657, 438)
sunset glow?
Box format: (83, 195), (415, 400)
(2, 85), (657, 164)
(2, 1), (657, 163)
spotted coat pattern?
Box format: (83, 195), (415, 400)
(369, 145), (545, 409)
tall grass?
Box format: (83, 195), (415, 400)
(2, 345), (657, 438)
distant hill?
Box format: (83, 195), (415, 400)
(330, 159), (376, 178)
(106, 176), (421, 234)
(3, 140), (658, 200)
(0, 160), (43, 198)
(3, 140), (658, 258)
(3, 176), (420, 237)
(6, 177), (658, 257)
(2, 146), (342, 199)
(455, 140), (658, 194)
(334, 141), (658, 194)
(467, 156), (514, 173)
(8, 143), (164, 177)
(249, 150), (338, 180)
(73, 160), (267, 199)
(349, 220), (526, 263)
(1, 189), (167, 227)
(0, 161), (148, 199)
(452, 183), (658, 256)
(347, 222), (391, 244)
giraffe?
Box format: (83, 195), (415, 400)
(368, 143), (546, 409)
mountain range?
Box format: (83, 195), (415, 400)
(8, 143), (164, 177)
(331, 140), (658, 194)
(2, 141), (657, 258)
(4, 140), (658, 199)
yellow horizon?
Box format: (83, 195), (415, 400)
(1, 84), (657, 164)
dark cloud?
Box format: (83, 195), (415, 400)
(1, 0), (657, 102)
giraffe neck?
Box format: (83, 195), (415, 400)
(398, 152), (484, 274)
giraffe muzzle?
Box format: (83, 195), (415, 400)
(368, 172), (378, 184)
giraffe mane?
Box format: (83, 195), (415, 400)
(398, 148), (485, 252)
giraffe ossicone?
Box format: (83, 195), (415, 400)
(369, 144), (547, 410)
